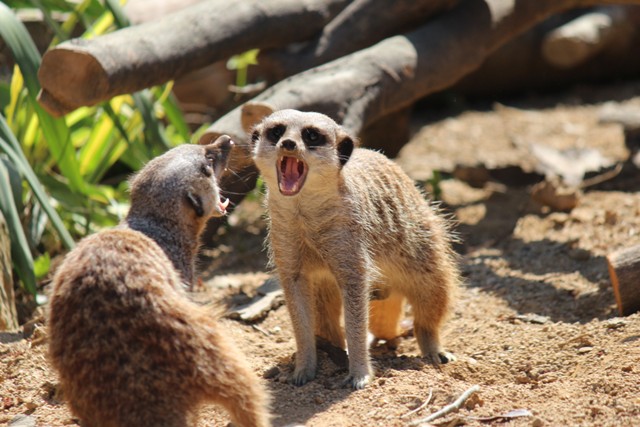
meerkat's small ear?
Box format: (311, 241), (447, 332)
(337, 135), (354, 166)
(241, 102), (276, 134)
(186, 192), (205, 217)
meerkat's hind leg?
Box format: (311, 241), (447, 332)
(413, 324), (456, 365)
(403, 276), (456, 365)
(369, 290), (404, 349)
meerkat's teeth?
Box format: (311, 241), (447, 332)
(218, 196), (230, 214)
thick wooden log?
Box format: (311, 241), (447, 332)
(542, 6), (640, 69)
(258, 0), (456, 82)
(37, 0), (350, 116)
(454, 11), (640, 97)
(607, 244), (640, 316)
(0, 210), (18, 331)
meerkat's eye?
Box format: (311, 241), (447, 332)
(302, 127), (325, 147)
(267, 125), (285, 144)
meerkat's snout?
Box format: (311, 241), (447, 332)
(204, 135), (234, 215)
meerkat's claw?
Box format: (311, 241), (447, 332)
(341, 373), (372, 390)
(424, 350), (456, 366)
(289, 367), (316, 387)
(438, 351), (456, 364)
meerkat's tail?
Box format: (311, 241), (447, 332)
(194, 312), (271, 427)
(369, 291), (404, 342)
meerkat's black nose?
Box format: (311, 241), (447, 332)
(281, 139), (297, 151)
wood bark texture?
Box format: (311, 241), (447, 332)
(542, 6), (639, 69)
(258, 0), (456, 82)
(37, 0), (350, 116)
(607, 244), (640, 316)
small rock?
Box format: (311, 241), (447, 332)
(9, 415), (36, 427)
(532, 417), (544, 427)
(577, 346), (593, 354)
(23, 399), (38, 411)
(515, 313), (550, 325)
(604, 210), (618, 225)
(531, 179), (580, 212)
(314, 396), (325, 405)
(263, 366), (280, 380)
(604, 318), (627, 329)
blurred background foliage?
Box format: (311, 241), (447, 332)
(0, 0), (193, 297)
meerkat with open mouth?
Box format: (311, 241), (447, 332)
(248, 105), (460, 389)
(48, 137), (271, 427)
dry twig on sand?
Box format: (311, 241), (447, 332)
(401, 388), (433, 419)
(408, 385), (480, 426)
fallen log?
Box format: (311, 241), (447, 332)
(37, 0), (350, 116)
(607, 244), (640, 316)
(542, 6), (640, 69)
(258, 0), (456, 82)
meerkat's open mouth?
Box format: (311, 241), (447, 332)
(277, 156), (308, 196)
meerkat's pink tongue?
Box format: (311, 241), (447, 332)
(279, 156), (306, 195)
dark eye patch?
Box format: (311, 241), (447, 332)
(302, 127), (326, 147)
(251, 130), (260, 143)
(267, 125), (285, 144)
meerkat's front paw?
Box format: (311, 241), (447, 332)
(341, 372), (372, 390)
(289, 365), (316, 387)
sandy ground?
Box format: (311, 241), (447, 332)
(2, 82), (640, 426)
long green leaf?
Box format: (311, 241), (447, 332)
(0, 115), (75, 249)
(0, 159), (36, 295)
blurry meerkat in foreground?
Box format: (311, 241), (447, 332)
(247, 104), (460, 389)
(48, 137), (271, 427)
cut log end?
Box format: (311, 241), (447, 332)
(38, 46), (112, 115)
(607, 244), (640, 316)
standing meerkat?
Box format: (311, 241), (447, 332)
(48, 137), (271, 427)
(247, 105), (460, 389)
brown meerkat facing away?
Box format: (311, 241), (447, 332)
(48, 137), (271, 427)
(247, 105), (460, 389)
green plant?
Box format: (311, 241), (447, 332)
(0, 0), (191, 296)
(227, 48), (259, 88)
(427, 170), (443, 201)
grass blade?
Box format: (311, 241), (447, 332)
(0, 159), (36, 295)
(0, 114), (75, 249)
